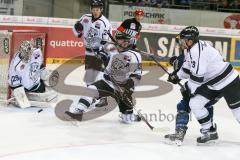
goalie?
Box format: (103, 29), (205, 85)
(8, 41), (59, 108)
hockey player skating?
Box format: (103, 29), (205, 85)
(116, 9), (144, 49)
(65, 31), (142, 124)
(72, 0), (112, 108)
(167, 26), (240, 144)
(164, 49), (221, 146)
(8, 41), (58, 108)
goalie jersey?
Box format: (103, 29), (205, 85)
(177, 40), (239, 94)
(8, 48), (43, 90)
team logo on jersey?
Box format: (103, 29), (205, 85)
(86, 27), (100, 47)
(130, 23), (136, 30)
(30, 62), (40, 83)
(83, 18), (89, 23)
(111, 57), (130, 77)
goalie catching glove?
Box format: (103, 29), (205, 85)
(41, 68), (59, 87)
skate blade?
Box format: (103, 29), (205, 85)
(197, 139), (219, 146)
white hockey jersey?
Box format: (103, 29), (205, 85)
(8, 48), (43, 90)
(73, 14), (112, 56)
(177, 40), (239, 94)
(102, 44), (142, 85)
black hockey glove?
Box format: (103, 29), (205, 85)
(74, 21), (83, 32)
(167, 73), (180, 84)
(169, 56), (178, 66)
(74, 21), (83, 37)
(121, 78), (135, 106)
(180, 82), (192, 100)
(96, 49), (109, 67)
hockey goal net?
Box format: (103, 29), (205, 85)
(0, 30), (46, 103)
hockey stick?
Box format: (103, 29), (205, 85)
(138, 51), (184, 89)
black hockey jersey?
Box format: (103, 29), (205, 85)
(117, 18), (142, 39)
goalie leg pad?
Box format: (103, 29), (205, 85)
(13, 86), (31, 108)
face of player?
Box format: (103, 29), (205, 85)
(116, 39), (130, 51)
(177, 39), (193, 50)
(20, 50), (32, 63)
(135, 15), (144, 22)
(91, 7), (102, 19)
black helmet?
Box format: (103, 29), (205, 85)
(115, 30), (132, 41)
(179, 26), (199, 43)
(115, 31), (134, 50)
(91, 0), (104, 9)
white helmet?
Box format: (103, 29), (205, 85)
(19, 41), (33, 63)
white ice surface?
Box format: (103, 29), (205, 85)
(0, 65), (239, 160)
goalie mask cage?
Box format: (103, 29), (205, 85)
(0, 30), (46, 102)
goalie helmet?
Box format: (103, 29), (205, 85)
(115, 31), (134, 51)
(19, 40), (33, 63)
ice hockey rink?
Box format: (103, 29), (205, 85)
(0, 64), (239, 160)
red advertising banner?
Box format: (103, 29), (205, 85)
(0, 25), (85, 58)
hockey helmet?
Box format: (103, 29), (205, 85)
(91, 0), (104, 9)
(179, 26), (199, 43)
(134, 9), (144, 16)
(115, 31), (134, 50)
(19, 40), (33, 62)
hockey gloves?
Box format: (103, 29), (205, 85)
(169, 56), (178, 66)
(74, 21), (83, 37)
(168, 73), (180, 84)
(122, 78), (135, 107)
(180, 82), (192, 100)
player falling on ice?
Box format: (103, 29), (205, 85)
(168, 26), (240, 144)
(72, 0), (112, 108)
(164, 35), (222, 146)
(65, 31), (142, 124)
(116, 9), (144, 49)
(8, 40), (58, 108)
